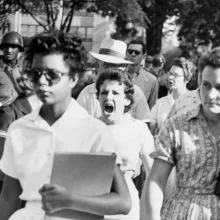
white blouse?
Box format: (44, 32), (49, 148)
(151, 93), (175, 132)
(1, 99), (121, 220)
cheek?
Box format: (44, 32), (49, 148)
(98, 95), (104, 103)
(200, 88), (207, 100)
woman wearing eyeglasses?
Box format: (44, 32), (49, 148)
(0, 32), (132, 220)
(150, 57), (194, 135)
(96, 68), (154, 220)
(147, 58), (194, 202)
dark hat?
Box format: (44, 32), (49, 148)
(152, 54), (165, 67)
(0, 31), (24, 52)
(145, 55), (153, 63)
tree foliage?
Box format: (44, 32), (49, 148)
(1, 0), (220, 58)
(91, 0), (181, 55)
(177, 0), (220, 52)
(0, 0), (101, 32)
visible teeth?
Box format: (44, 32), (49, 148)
(104, 104), (114, 113)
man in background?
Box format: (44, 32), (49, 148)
(0, 31), (32, 131)
(126, 40), (159, 109)
(77, 38), (152, 121)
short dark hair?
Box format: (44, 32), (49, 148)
(96, 68), (134, 113)
(199, 47), (220, 75)
(172, 57), (194, 82)
(127, 40), (146, 54)
(26, 31), (87, 79)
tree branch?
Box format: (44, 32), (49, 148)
(14, 0), (48, 31)
(60, 2), (76, 31)
(66, 3), (76, 32)
(44, 1), (51, 29)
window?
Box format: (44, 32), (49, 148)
(70, 26), (93, 42)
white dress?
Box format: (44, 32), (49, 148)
(105, 117), (154, 220)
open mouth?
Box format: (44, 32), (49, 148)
(104, 103), (114, 114)
(169, 81), (174, 86)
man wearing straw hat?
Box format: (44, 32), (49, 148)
(77, 38), (152, 121)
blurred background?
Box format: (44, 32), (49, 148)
(1, 0), (218, 94)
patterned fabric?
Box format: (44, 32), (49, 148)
(151, 105), (220, 220)
(77, 83), (152, 121)
(132, 67), (159, 109)
(168, 89), (201, 119)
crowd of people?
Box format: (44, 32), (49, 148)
(0, 29), (219, 220)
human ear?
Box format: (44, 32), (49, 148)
(124, 97), (131, 107)
(69, 74), (79, 89)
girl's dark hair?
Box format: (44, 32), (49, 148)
(96, 68), (134, 113)
(172, 57), (194, 82)
(26, 31), (87, 79)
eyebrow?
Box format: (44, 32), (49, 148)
(202, 80), (220, 86)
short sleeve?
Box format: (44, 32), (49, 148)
(150, 100), (159, 127)
(139, 123), (155, 173)
(0, 127), (18, 178)
(150, 118), (176, 165)
(77, 86), (87, 108)
(91, 122), (122, 165)
(139, 123), (154, 157)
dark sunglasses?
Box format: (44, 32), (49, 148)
(127, 49), (141, 56)
(27, 68), (68, 85)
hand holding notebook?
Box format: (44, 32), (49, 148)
(40, 152), (116, 220)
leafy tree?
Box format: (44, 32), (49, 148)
(0, 0), (17, 32)
(0, 0), (100, 32)
(91, 0), (180, 55)
(177, 0), (220, 53)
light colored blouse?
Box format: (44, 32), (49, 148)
(151, 93), (175, 132)
(108, 117), (154, 176)
(106, 116), (154, 220)
(1, 99), (121, 220)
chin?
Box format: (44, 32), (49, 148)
(102, 115), (114, 124)
(206, 107), (220, 115)
(38, 97), (53, 105)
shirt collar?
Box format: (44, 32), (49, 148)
(26, 98), (89, 122)
(0, 58), (20, 70)
(0, 59), (7, 69)
(186, 104), (203, 122)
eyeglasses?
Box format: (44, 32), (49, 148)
(27, 68), (68, 85)
(127, 49), (141, 56)
(168, 72), (184, 78)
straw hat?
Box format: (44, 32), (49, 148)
(89, 39), (133, 64)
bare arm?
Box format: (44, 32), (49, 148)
(140, 129), (154, 177)
(40, 165), (131, 216)
(145, 159), (173, 220)
(0, 175), (23, 220)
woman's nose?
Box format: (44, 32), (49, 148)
(168, 74), (174, 80)
(106, 92), (113, 99)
